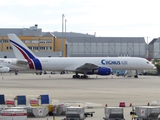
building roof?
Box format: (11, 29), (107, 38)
(149, 38), (158, 44)
(67, 37), (146, 43)
(154, 37), (160, 43)
(0, 25), (42, 36)
(0, 28), (22, 36)
(42, 32), (55, 37)
(53, 32), (95, 38)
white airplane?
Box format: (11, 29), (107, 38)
(8, 34), (156, 78)
(0, 58), (26, 74)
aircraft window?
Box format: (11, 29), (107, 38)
(146, 61), (149, 64)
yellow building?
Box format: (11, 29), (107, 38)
(0, 27), (67, 57)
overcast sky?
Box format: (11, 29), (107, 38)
(1, 0), (160, 43)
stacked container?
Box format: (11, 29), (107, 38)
(0, 94), (5, 115)
(1, 109), (27, 120)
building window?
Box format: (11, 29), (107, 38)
(46, 47), (52, 50)
(25, 40), (31, 43)
(3, 40), (8, 43)
(46, 40), (52, 43)
(6, 46), (8, 50)
(40, 40), (52, 43)
(32, 40), (39, 43)
(0, 40), (8, 43)
(28, 47), (32, 50)
(32, 47), (38, 50)
(10, 46), (12, 50)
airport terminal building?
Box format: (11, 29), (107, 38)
(0, 25), (148, 58)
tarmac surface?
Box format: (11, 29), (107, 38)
(0, 73), (160, 120)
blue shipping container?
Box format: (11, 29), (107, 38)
(17, 96), (26, 105)
(41, 94), (49, 104)
(0, 94), (5, 104)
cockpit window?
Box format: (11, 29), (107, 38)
(147, 61), (149, 64)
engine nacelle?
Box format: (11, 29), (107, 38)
(94, 67), (111, 75)
(0, 67), (10, 73)
(87, 67), (111, 75)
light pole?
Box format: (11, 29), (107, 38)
(62, 14), (64, 57)
(65, 19), (67, 39)
(147, 36), (150, 58)
(65, 19), (67, 57)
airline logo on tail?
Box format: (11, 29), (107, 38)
(9, 39), (42, 70)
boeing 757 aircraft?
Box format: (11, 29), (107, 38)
(8, 34), (155, 78)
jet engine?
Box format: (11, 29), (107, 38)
(87, 67), (111, 75)
(0, 67), (10, 73)
(94, 67), (111, 75)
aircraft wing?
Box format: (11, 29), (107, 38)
(76, 63), (99, 71)
(64, 63), (99, 72)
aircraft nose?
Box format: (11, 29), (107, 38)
(152, 64), (156, 69)
(153, 66), (157, 70)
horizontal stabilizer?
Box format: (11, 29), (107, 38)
(16, 60), (28, 65)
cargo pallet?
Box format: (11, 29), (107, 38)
(103, 107), (125, 120)
(62, 106), (95, 120)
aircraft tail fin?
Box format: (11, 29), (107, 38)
(8, 34), (42, 70)
(8, 34), (37, 59)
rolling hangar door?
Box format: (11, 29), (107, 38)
(149, 38), (160, 59)
(67, 37), (146, 58)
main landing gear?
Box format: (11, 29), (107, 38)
(36, 71), (42, 75)
(72, 73), (88, 79)
(15, 70), (18, 75)
(134, 70), (138, 78)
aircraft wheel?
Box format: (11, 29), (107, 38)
(134, 75), (138, 78)
(84, 75), (88, 79)
(72, 75), (76, 79)
(81, 75), (84, 79)
(77, 75), (80, 78)
(15, 70), (18, 75)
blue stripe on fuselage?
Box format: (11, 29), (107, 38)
(32, 58), (42, 70)
(10, 40), (42, 70)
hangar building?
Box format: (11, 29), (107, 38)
(53, 32), (147, 58)
(148, 38), (160, 59)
